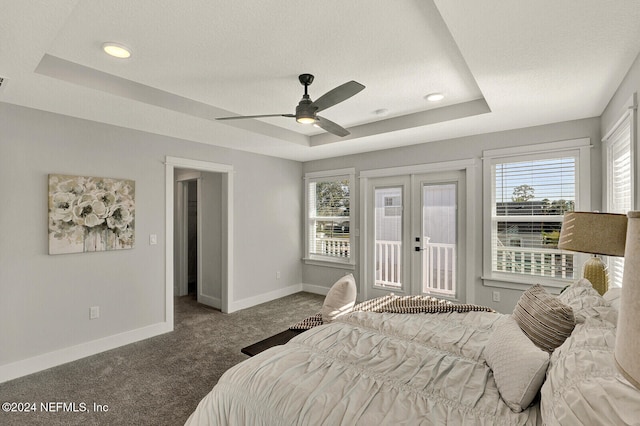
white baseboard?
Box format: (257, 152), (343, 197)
(0, 321), (173, 384)
(301, 283), (330, 296)
(228, 283), (304, 313)
(1, 286), (326, 383)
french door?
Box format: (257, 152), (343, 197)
(364, 171), (465, 301)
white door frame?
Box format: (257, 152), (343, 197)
(359, 159), (478, 303)
(165, 156), (234, 317)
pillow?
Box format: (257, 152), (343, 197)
(322, 274), (357, 323)
(557, 278), (609, 323)
(513, 284), (575, 352)
(485, 316), (550, 412)
(603, 287), (622, 312)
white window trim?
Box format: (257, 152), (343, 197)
(482, 138), (591, 290)
(603, 94), (637, 288)
(603, 93), (637, 210)
(304, 168), (356, 266)
(604, 110), (634, 212)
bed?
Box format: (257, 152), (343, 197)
(185, 279), (640, 425)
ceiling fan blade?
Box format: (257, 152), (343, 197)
(311, 81), (365, 113)
(315, 116), (350, 137)
(216, 114), (294, 120)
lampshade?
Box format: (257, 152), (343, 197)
(558, 211), (627, 256)
(558, 211), (627, 295)
(615, 211), (640, 389)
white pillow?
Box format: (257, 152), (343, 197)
(558, 278), (609, 323)
(322, 274), (357, 323)
(485, 316), (550, 413)
(603, 287), (622, 311)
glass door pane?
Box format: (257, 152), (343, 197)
(421, 183), (457, 296)
(374, 186), (403, 289)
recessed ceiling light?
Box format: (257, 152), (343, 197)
(102, 42), (132, 59)
(425, 93), (445, 102)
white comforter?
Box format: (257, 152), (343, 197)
(186, 310), (541, 425)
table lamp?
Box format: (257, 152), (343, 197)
(557, 211), (627, 295)
(616, 211), (640, 389)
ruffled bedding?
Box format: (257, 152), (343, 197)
(185, 310), (541, 425)
(541, 282), (640, 425)
(186, 279), (640, 425)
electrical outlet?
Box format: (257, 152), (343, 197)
(149, 234), (157, 245)
(90, 306), (100, 319)
(492, 291), (501, 302)
(276, 271), (281, 280)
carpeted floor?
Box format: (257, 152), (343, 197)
(0, 292), (324, 426)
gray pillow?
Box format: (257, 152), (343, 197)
(512, 284), (575, 352)
(485, 316), (550, 412)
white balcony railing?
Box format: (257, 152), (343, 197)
(376, 240), (402, 288)
(423, 241), (456, 296)
(314, 237), (350, 259)
(495, 246), (574, 278)
(374, 240), (457, 295)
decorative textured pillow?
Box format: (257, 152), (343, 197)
(513, 284), (575, 352)
(485, 316), (550, 412)
(321, 274), (357, 323)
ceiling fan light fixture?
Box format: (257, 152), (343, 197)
(296, 116), (316, 124)
(102, 42), (132, 59)
(425, 92), (445, 102)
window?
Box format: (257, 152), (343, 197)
(604, 112), (633, 287)
(383, 195), (401, 216)
(305, 169), (355, 265)
(483, 139), (591, 286)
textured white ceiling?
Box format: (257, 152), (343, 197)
(1, 0), (639, 161)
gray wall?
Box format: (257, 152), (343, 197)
(0, 102), (302, 370)
(302, 117), (602, 313)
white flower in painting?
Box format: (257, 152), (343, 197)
(84, 213), (102, 227)
(106, 204), (133, 230)
(91, 199), (108, 218)
(50, 192), (75, 222)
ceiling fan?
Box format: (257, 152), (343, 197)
(216, 74), (365, 137)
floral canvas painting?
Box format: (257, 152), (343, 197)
(48, 174), (135, 254)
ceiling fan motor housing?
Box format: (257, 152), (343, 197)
(296, 96), (317, 123)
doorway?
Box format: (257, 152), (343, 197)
(363, 170), (466, 302)
(175, 170), (225, 309)
(165, 157), (234, 318)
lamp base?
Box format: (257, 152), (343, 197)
(582, 255), (608, 295)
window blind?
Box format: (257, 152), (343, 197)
(606, 114), (632, 288)
(492, 155), (576, 278)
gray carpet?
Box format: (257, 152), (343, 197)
(0, 292), (324, 426)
